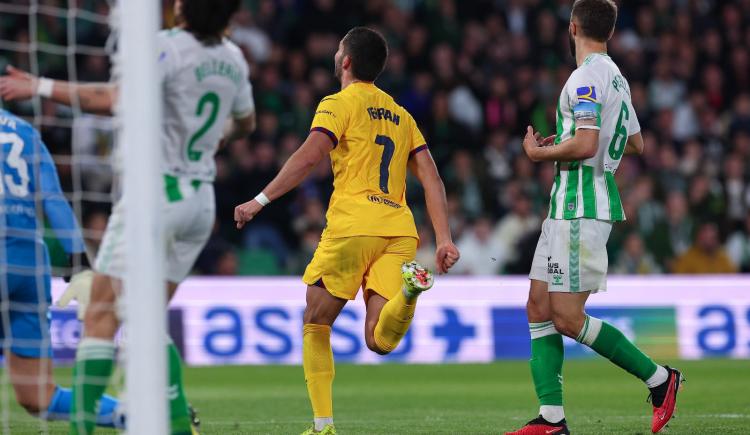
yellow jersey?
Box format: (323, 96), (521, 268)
(310, 82), (427, 239)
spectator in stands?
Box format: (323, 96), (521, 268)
(453, 216), (499, 275)
(491, 190), (539, 267)
(727, 215), (750, 273)
(647, 191), (693, 270)
(613, 233), (661, 275)
(4, 0), (750, 276)
(673, 223), (737, 274)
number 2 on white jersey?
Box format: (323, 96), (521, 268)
(187, 92), (220, 161)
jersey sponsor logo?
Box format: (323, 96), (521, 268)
(366, 107), (400, 125)
(576, 86), (598, 103)
(548, 257), (565, 285)
(367, 194), (402, 209)
(315, 109), (336, 118)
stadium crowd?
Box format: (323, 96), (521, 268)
(1, 0), (749, 276)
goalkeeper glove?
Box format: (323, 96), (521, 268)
(58, 252), (94, 320)
(57, 270), (94, 321)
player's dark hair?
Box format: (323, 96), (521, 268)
(342, 27), (388, 82)
(182, 0), (241, 44)
(571, 0), (618, 42)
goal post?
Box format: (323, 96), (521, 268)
(118, 0), (168, 433)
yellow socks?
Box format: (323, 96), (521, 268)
(373, 290), (416, 353)
(303, 324), (334, 421)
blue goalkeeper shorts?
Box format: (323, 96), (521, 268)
(0, 270), (53, 358)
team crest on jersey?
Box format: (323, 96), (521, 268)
(576, 86), (598, 103)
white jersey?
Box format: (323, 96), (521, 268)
(548, 53), (640, 222)
(157, 28), (254, 195)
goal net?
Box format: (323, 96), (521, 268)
(0, 1), (165, 433)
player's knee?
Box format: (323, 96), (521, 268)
(17, 396), (46, 415)
(83, 304), (118, 339)
(551, 314), (582, 339)
(303, 304), (332, 325)
(526, 296), (550, 322)
(365, 334), (391, 355)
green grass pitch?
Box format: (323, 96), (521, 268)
(5, 359), (749, 434)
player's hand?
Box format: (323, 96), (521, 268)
(234, 199), (264, 229)
(435, 241), (460, 274)
(0, 65), (37, 102)
(57, 270), (95, 321)
(522, 126), (555, 162)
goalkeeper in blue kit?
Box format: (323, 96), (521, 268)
(0, 108), (120, 427)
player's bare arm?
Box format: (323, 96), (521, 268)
(0, 65), (116, 115)
(234, 130), (333, 228)
(624, 132), (644, 155)
(522, 125), (598, 162)
(223, 113), (257, 144)
(407, 149), (460, 274)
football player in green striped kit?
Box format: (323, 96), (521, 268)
(507, 1), (683, 434)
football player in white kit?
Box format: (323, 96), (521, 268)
(506, 1), (683, 435)
(0, 1), (254, 433)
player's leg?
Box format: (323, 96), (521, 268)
(507, 219), (570, 435)
(4, 269), (120, 429)
(70, 272), (121, 435)
(164, 281), (194, 435)
(6, 354), (56, 415)
(363, 237), (426, 355)
(300, 236), (372, 434)
(527, 279), (566, 426)
(70, 200), (126, 433)
(7, 353), (120, 426)
(302, 285), (347, 434)
(550, 290), (668, 385)
(549, 291), (679, 431)
(548, 218), (679, 433)
(163, 189), (215, 435)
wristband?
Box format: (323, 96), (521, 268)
(36, 77), (54, 98)
(254, 192), (270, 206)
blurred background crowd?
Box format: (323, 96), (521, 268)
(1, 0), (749, 276)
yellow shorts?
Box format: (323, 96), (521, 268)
(302, 236), (418, 301)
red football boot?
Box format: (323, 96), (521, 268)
(505, 416), (570, 435)
(649, 366), (685, 433)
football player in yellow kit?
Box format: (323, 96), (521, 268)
(234, 27), (459, 435)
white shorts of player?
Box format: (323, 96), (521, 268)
(95, 182), (215, 284)
(529, 218), (612, 293)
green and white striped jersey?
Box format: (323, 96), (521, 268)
(548, 53), (640, 222)
(158, 29), (255, 184)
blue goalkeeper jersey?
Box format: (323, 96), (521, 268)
(0, 109), (84, 272)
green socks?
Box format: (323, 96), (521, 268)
(529, 321), (565, 422)
(168, 341), (193, 435)
(70, 338), (116, 435)
(70, 339), (192, 435)
(576, 315), (663, 384)
(528, 315), (668, 425)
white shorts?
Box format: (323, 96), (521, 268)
(95, 182), (215, 283)
(529, 218), (612, 293)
